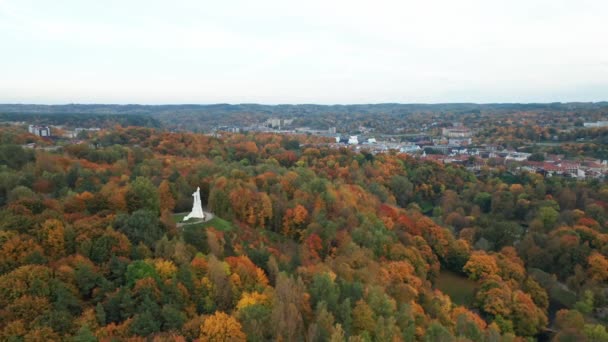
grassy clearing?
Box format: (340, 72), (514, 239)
(202, 217), (233, 231)
(436, 270), (478, 307)
(172, 213), (189, 223)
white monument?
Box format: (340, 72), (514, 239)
(183, 187), (205, 221)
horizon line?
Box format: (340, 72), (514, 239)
(1, 101), (608, 107)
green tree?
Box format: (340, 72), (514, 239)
(95, 302), (106, 326)
(396, 304), (416, 342)
(161, 304), (187, 331)
(310, 273), (340, 313)
(583, 324), (608, 341)
(389, 175), (414, 208)
(473, 192), (492, 213)
(114, 210), (164, 248)
(130, 310), (161, 336)
(72, 325), (97, 342)
(455, 314), (482, 341)
(574, 290), (594, 315)
(8, 185), (36, 202)
(537, 206), (559, 230)
(74, 262), (101, 299)
(481, 221), (523, 250)
(237, 304), (272, 342)
(90, 235), (118, 263)
(125, 260), (159, 287)
(0, 144), (35, 169)
(336, 299), (352, 336)
(208, 185), (233, 220)
(424, 321), (454, 342)
(50, 279), (81, 315)
(125, 176), (160, 214)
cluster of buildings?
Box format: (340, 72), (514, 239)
(419, 150), (608, 180)
(334, 135), (373, 145)
(26, 124), (101, 139)
(332, 136), (421, 154)
(228, 120), (608, 181)
(331, 122), (607, 180)
(440, 126), (473, 146)
(518, 158), (608, 179)
(333, 124), (473, 151)
(220, 118), (338, 136)
(265, 118), (294, 130)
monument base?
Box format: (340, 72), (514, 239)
(183, 212), (205, 221)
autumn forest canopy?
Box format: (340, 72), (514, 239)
(0, 118), (607, 341)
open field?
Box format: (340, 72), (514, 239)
(436, 270), (478, 307)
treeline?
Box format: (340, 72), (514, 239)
(0, 112), (161, 128)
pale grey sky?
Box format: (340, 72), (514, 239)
(1, 0), (607, 104)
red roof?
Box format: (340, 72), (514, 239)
(559, 162), (580, 169)
(585, 162), (604, 169)
(542, 163), (564, 172)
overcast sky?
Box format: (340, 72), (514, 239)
(1, 0), (607, 104)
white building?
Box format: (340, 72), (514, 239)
(448, 138), (472, 146)
(28, 125), (51, 137)
(400, 144), (421, 153)
(442, 127), (472, 138)
(348, 136), (359, 145)
(576, 169), (586, 179)
(583, 121), (608, 128)
(505, 152), (531, 162)
(266, 118), (294, 129)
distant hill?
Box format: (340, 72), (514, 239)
(1, 102), (607, 131)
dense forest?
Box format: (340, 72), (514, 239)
(0, 124), (607, 341)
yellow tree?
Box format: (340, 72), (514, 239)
(236, 291), (270, 311)
(352, 300), (375, 335)
(199, 311), (246, 342)
(258, 193), (273, 228)
(153, 259), (178, 279)
(39, 219), (65, 259)
(587, 252), (608, 283)
(463, 251), (499, 281)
